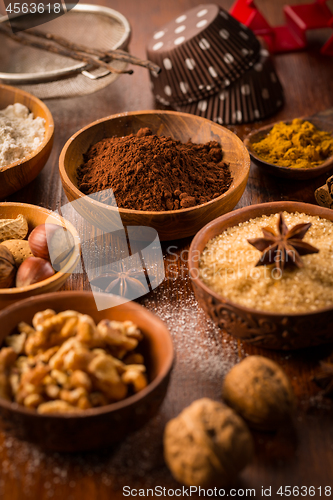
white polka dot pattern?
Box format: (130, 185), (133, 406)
(208, 67), (218, 78)
(153, 42), (164, 51)
(224, 53), (234, 64)
(219, 29), (229, 39)
(198, 38), (210, 50)
(175, 15), (187, 23)
(180, 81), (189, 94)
(241, 84), (250, 95)
(196, 20), (208, 28)
(164, 85), (172, 96)
(163, 58), (173, 70)
(174, 36), (185, 45)
(197, 100), (207, 112)
(254, 63), (263, 72)
(153, 31), (165, 40)
(185, 58), (196, 70)
(233, 110), (242, 122)
(147, 4), (263, 105)
(172, 51), (284, 125)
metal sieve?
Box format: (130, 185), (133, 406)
(0, 3), (131, 98)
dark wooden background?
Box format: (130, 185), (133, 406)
(1, 0), (333, 498)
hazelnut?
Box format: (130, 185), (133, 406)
(222, 355), (295, 431)
(28, 224), (75, 270)
(16, 256), (55, 288)
(0, 246), (16, 288)
(164, 398), (254, 487)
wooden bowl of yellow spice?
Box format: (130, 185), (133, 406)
(244, 111), (333, 180)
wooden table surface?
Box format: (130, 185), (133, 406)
(1, 0), (333, 498)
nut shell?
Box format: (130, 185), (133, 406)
(1, 239), (33, 267)
(0, 214), (28, 242)
(222, 355), (295, 431)
(0, 246), (16, 288)
(164, 398), (253, 487)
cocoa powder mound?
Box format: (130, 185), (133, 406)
(77, 127), (233, 211)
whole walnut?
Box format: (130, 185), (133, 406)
(222, 356), (295, 431)
(0, 246), (16, 288)
(163, 398), (254, 487)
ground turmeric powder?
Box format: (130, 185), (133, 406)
(252, 118), (333, 169)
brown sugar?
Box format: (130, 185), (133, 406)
(199, 212), (333, 313)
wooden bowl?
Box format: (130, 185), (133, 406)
(0, 84), (54, 198)
(189, 201), (333, 350)
(244, 117), (333, 180)
(0, 291), (174, 451)
(59, 110), (250, 241)
(0, 202), (80, 310)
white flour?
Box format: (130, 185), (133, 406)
(0, 103), (45, 169)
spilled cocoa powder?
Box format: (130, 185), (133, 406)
(77, 127), (232, 211)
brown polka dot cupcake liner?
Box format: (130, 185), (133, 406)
(173, 49), (284, 125)
(147, 4), (261, 106)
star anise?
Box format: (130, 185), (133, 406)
(312, 361), (333, 398)
(247, 212), (319, 272)
(90, 261), (148, 298)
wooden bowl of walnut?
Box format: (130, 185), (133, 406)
(59, 110), (250, 241)
(0, 202), (80, 310)
(0, 291), (174, 451)
(0, 84), (54, 198)
(189, 201), (333, 350)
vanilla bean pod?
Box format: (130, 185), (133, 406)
(1, 22), (161, 74)
(0, 23), (133, 75)
(20, 26), (161, 73)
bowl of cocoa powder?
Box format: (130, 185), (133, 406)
(59, 111), (250, 240)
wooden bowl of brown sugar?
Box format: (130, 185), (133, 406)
(59, 111), (250, 241)
(189, 201), (333, 350)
